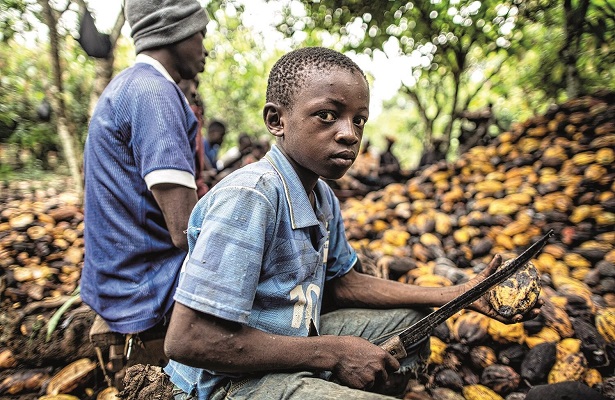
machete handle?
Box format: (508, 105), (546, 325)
(379, 335), (407, 360)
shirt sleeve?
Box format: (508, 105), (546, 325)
(173, 185), (277, 323)
(127, 75), (196, 181)
(324, 186), (357, 281)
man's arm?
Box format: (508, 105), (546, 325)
(164, 302), (400, 390)
(151, 183), (197, 251)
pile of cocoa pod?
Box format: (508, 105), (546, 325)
(343, 91), (615, 399)
(0, 92), (614, 399)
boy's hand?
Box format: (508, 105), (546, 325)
(331, 336), (400, 390)
(464, 254), (543, 324)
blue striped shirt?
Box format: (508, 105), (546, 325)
(165, 145), (357, 399)
(81, 60), (197, 334)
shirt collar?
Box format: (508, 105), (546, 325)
(135, 54), (175, 84)
(264, 145), (333, 229)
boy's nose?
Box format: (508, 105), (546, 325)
(336, 120), (360, 144)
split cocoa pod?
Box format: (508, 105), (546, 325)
(486, 260), (541, 319)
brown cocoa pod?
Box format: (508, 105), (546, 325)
(572, 318), (608, 367)
(431, 368), (464, 392)
(521, 341), (557, 383)
(481, 364), (520, 395)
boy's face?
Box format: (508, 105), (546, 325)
(273, 67), (369, 183)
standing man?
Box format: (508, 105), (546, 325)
(81, 0), (209, 387)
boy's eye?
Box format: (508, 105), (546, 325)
(316, 111), (336, 121)
(354, 116), (367, 128)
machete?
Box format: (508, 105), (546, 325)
(379, 229), (554, 359)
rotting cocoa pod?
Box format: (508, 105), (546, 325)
(429, 387), (465, 400)
(572, 318), (609, 367)
(522, 342), (557, 386)
(431, 367), (464, 392)
(487, 260), (541, 319)
(432, 321), (452, 343)
(498, 344), (527, 369)
(481, 364), (520, 395)
(470, 346), (497, 369)
(548, 352), (588, 384)
(452, 312), (490, 345)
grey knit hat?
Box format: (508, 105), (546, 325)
(125, 0), (210, 53)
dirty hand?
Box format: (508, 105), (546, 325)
(331, 336), (400, 391)
(465, 254), (543, 324)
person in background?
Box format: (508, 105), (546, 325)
(81, 0), (209, 388)
(216, 132), (253, 171)
(378, 135), (407, 186)
(178, 77), (210, 198)
(203, 119), (227, 171)
(163, 47), (541, 400)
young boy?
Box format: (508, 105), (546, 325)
(164, 47), (539, 400)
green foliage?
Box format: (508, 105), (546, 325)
(0, 21), (96, 172)
(199, 5), (279, 151)
(0, 0), (40, 42)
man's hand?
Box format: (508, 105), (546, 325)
(465, 254), (543, 324)
(331, 336), (400, 390)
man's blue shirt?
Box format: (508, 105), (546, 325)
(81, 62), (197, 334)
(165, 145), (357, 399)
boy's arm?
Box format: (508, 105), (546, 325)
(330, 255), (541, 324)
(164, 302), (400, 390)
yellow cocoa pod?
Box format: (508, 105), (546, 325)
(419, 233), (441, 247)
(595, 147), (615, 165)
(462, 384), (504, 400)
(501, 221), (528, 237)
(476, 180), (504, 195)
(570, 205), (592, 224)
(414, 274), (453, 288)
(525, 335), (547, 348)
(371, 219), (389, 232)
(46, 358), (97, 395)
(428, 336), (447, 365)
(584, 164), (607, 182)
(542, 300), (574, 338)
(571, 152), (596, 166)
(556, 338), (582, 360)
(488, 200), (519, 216)
(536, 326), (561, 343)
(495, 234), (515, 250)
(535, 253), (557, 274)
(549, 261), (569, 277)
(563, 253), (591, 269)
(543, 244), (566, 259)
(519, 137), (541, 153)
(596, 212), (615, 226)
(595, 307), (615, 343)
(382, 229), (410, 247)
(487, 320), (526, 344)
(548, 352), (588, 384)
(487, 260), (541, 319)
(584, 369), (602, 387)
(550, 296), (568, 309)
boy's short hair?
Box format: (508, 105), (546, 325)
(266, 47), (367, 110)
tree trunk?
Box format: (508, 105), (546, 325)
(562, 0), (590, 98)
(88, 7), (125, 118)
(40, 0), (83, 198)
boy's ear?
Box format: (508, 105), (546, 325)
(263, 103), (284, 138)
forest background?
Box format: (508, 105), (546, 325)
(0, 0), (614, 198)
